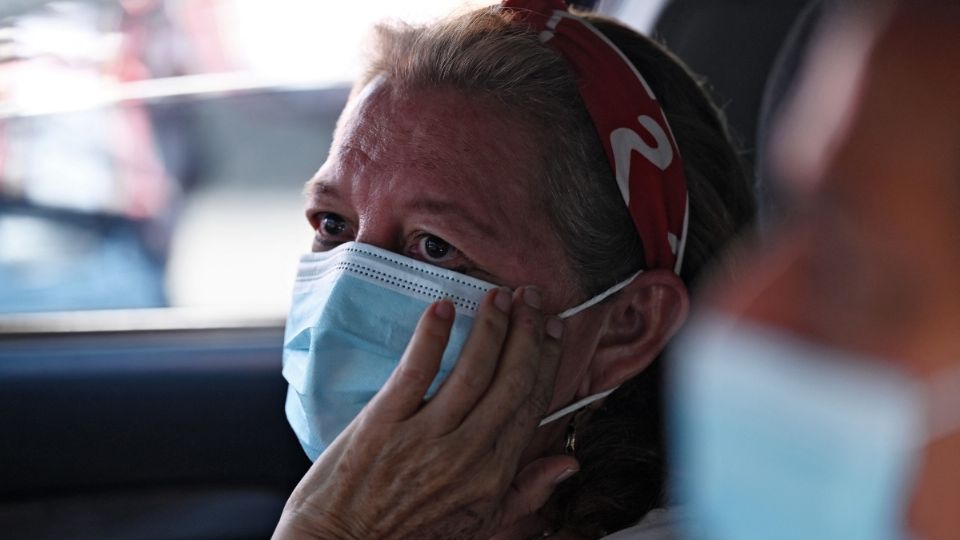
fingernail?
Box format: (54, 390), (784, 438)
(545, 317), (564, 340)
(554, 467), (578, 484)
(434, 300), (454, 320)
(523, 287), (542, 309)
(493, 288), (512, 313)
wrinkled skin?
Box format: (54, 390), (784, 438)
(275, 288), (575, 539)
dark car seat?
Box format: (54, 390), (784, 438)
(652, 0), (812, 174)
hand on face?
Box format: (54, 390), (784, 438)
(274, 286), (578, 540)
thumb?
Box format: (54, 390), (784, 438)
(498, 455), (580, 529)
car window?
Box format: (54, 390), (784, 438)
(0, 0), (492, 320)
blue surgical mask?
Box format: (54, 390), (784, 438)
(669, 313), (960, 540)
(282, 241), (636, 461)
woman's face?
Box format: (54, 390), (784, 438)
(304, 79), (609, 446)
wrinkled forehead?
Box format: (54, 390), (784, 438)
(316, 76), (580, 305)
(332, 77), (548, 198)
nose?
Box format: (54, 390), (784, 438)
(352, 206), (405, 256)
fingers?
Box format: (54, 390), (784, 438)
(497, 455), (580, 530)
(498, 314), (563, 446)
(466, 287), (556, 437)
(425, 287), (513, 430)
(367, 300), (455, 423)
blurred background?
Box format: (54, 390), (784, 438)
(0, 0), (670, 319)
(1, 0), (363, 316)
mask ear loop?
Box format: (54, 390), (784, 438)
(539, 271), (642, 427)
(539, 387), (618, 427)
(557, 270), (643, 320)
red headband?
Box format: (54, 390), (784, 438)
(502, 0), (689, 274)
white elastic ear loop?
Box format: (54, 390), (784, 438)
(556, 270), (643, 319)
(928, 365), (960, 441)
(537, 272), (641, 427)
(538, 387), (618, 427)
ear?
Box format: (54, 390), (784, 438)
(584, 269), (689, 395)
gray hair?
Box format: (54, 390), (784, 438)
(357, 7), (753, 297)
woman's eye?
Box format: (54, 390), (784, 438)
(312, 213), (352, 252)
(418, 234), (457, 263)
(319, 213), (348, 236)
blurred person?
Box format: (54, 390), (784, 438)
(0, 1), (173, 311)
(117, 0), (209, 194)
(0, 0), (226, 313)
(670, 0), (960, 539)
(273, 0), (754, 538)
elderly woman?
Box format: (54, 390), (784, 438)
(276, 1), (753, 538)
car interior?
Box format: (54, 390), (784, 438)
(0, 1), (824, 538)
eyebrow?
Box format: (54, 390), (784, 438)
(304, 179), (340, 204)
(404, 198), (500, 243)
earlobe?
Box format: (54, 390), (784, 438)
(588, 270), (689, 394)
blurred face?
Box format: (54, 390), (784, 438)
(304, 78), (611, 452)
(713, 2), (960, 538)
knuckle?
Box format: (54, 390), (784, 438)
(516, 312), (541, 332)
(478, 315), (507, 336)
(396, 363), (434, 387)
(542, 336), (562, 360)
(451, 366), (486, 394)
(423, 325), (450, 342)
